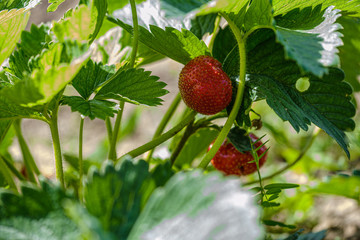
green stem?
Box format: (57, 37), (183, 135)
(108, 101), (125, 161)
(146, 93), (181, 161)
(0, 156), (18, 192)
(170, 119), (195, 165)
(0, 154), (25, 181)
(198, 13), (247, 169)
(49, 105), (64, 188)
(129, 0), (139, 67)
(13, 119), (39, 183)
(117, 110), (197, 162)
(243, 25), (275, 41)
(209, 15), (221, 51)
(105, 117), (113, 144)
(243, 128), (321, 186)
(78, 117), (84, 200)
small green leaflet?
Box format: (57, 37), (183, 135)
(0, 9), (30, 66)
(273, 0), (360, 18)
(160, 0), (210, 18)
(190, 13), (218, 39)
(197, 0), (249, 15)
(95, 67), (168, 106)
(53, 5), (95, 43)
(108, 17), (210, 65)
(0, 120), (12, 144)
(0, 95), (42, 120)
(244, 0), (273, 31)
(128, 171), (263, 240)
(89, 0), (107, 43)
(47, 0), (65, 12)
(62, 97), (117, 120)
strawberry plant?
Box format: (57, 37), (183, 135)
(0, 0), (359, 239)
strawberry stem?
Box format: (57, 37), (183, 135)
(146, 93), (181, 161)
(198, 13), (247, 169)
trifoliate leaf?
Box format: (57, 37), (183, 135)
(0, 211), (80, 240)
(71, 60), (114, 100)
(0, 9), (30, 66)
(224, 29), (355, 157)
(95, 67), (168, 106)
(190, 13), (218, 39)
(47, 0), (65, 12)
(84, 160), (152, 239)
(1, 42), (90, 107)
(53, 5), (95, 43)
(273, 0), (360, 18)
(338, 17), (360, 92)
(128, 171), (263, 240)
(108, 17), (210, 65)
(244, 0), (273, 31)
(62, 96), (117, 120)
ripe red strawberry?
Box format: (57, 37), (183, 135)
(210, 134), (268, 176)
(178, 55), (232, 115)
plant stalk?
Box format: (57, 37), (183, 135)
(198, 13), (247, 169)
(78, 117), (84, 200)
(108, 101), (125, 161)
(146, 93), (181, 161)
(49, 106), (64, 188)
(13, 119), (39, 183)
(105, 117), (113, 144)
(0, 156), (18, 192)
(117, 110), (197, 162)
(170, 119), (195, 165)
(0, 154), (25, 181)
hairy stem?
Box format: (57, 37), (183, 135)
(78, 117), (84, 200)
(117, 110), (197, 162)
(146, 93), (181, 161)
(49, 105), (64, 188)
(105, 117), (113, 144)
(170, 119), (195, 165)
(108, 101), (125, 160)
(129, 0), (139, 67)
(208, 15), (221, 51)
(243, 128), (321, 186)
(13, 119), (39, 183)
(198, 13), (247, 169)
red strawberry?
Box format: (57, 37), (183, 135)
(210, 134), (268, 176)
(178, 55), (232, 115)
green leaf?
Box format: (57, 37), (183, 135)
(0, 211), (80, 240)
(308, 175), (360, 200)
(106, 0), (146, 14)
(0, 95), (41, 120)
(190, 13), (218, 39)
(84, 160), (152, 239)
(2, 43), (89, 107)
(275, 6), (343, 77)
(108, 17), (210, 64)
(160, 0), (211, 18)
(173, 128), (218, 168)
(244, 0), (273, 31)
(0, 179), (73, 219)
(47, 0), (65, 12)
(71, 60), (114, 100)
(89, 0), (107, 43)
(53, 5), (95, 43)
(0, 120), (12, 144)
(338, 17), (360, 92)
(197, 0), (248, 15)
(264, 183), (300, 190)
(273, 0), (360, 18)
(226, 127), (251, 152)
(62, 96), (117, 120)
(63, 154), (101, 174)
(263, 219), (296, 229)
(0, 0), (40, 11)
(128, 171), (263, 240)
(95, 67), (168, 106)
(0, 8), (30, 66)
(212, 25), (236, 63)
(224, 29), (355, 157)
